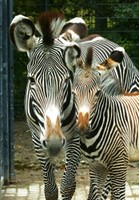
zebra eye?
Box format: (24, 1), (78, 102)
(65, 77), (70, 83)
(34, 106), (43, 117)
(62, 77), (70, 88)
(28, 77), (35, 85)
(72, 89), (76, 95)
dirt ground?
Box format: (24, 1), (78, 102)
(14, 121), (90, 185)
(14, 121), (139, 185)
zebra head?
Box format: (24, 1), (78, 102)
(65, 46), (125, 134)
(9, 11), (85, 156)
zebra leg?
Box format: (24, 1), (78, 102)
(32, 133), (58, 200)
(101, 174), (111, 200)
(43, 159), (58, 200)
(60, 134), (80, 200)
(88, 163), (108, 200)
(110, 163), (127, 200)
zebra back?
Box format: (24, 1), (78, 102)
(78, 36), (139, 95)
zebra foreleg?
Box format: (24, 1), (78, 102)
(102, 160), (127, 200)
(88, 163), (108, 200)
(60, 135), (80, 200)
(32, 134), (58, 200)
(110, 162), (127, 200)
(101, 174), (111, 200)
(43, 159), (58, 200)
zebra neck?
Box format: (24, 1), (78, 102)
(90, 91), (110, 123)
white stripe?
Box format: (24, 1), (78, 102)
(67, 17), (86, 24)
(10, 14), (29, 24)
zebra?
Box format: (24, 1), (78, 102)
(64, 46), (139, 200)
(76, 34), (139, 199)
(60, 30), (139, 95)
(66, 33), (139, 167)
(9, 10), (139, 199)
(9, 11), (87, 200)
(78, 34), (139, 95)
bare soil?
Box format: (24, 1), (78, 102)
(14, 121), (89, 184)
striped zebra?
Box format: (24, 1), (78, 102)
(9, 10), (139, 200)
(64, 46), (139, 200)
(9, 11), (86, 200)
(78, 35), (139, 95)
(77, 34), (139, 199)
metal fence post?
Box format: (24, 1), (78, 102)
(0, 0), (4, 193)
(0, 0), (14, 187)
(2, 0), (10, 185)
(8, 0), (15, 183)
(45, 0), (48, 10)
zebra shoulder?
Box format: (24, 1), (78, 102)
(122, 91), (139, 96)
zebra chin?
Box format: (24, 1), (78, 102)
(77, 127), (92, 139)
(41, 137), (66, 156)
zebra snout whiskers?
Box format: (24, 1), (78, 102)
(42, 137), (66, 149)
(42, 137), (66, 156)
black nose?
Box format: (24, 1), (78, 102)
(77, 127), (92, 139)
(41, 138), (66, 156)
(84, 130), (92, 139)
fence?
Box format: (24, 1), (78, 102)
(0, 0), (14, 195)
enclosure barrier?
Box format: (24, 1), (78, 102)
(0, 0), (14, 195)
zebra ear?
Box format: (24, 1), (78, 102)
(96, 47), (125, 73)
(60, 17), (87, 42)
(9, 15), (37, 52)
(64, 43), (81, 71)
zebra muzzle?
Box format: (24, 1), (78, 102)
(42, 116), (66, 156)
(78, 112), (90, 133)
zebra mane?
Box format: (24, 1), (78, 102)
(36, 11), (65, 46)
(84, 47), (93, 71)
(123, 91), (139, 96)
(78, 47), (93, 78)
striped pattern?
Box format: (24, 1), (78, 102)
(72, 49), (139, 200)
(77, 36), (139, 200)
(78, 36), (139, 95)
(10, 12), (139, 200)
(25, 39), (81, 200)
(9, 12), (83, 200)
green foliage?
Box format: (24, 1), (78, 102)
(13, 50), (28, 120)
(109, 3), (139, 67)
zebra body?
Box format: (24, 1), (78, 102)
(10, 10), (139, 200)
(78, 35), (139, 95)
(77, 36), (139, 199)
(66, 47), (139, 199)
(10, 12), (84, 200)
